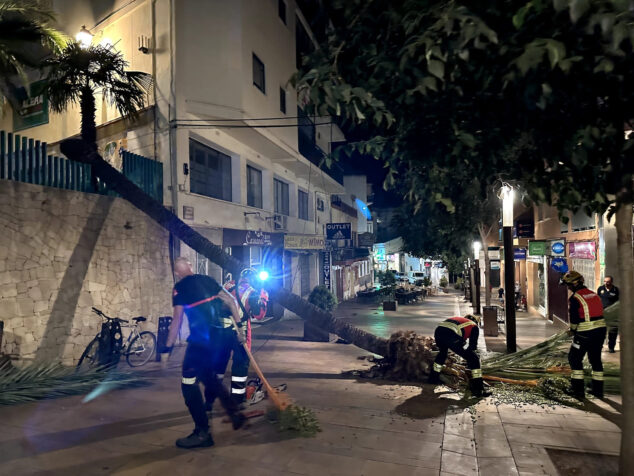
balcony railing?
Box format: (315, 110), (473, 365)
(297, 107), (344, 184)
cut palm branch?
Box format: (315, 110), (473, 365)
(0, 361), (150, 405)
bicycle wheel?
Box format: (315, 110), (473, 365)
(126, 331), (156, 367)
(77, 338), (100, 370)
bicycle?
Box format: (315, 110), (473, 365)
(77, 307), (157, 369)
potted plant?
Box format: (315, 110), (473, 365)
(304, 285), (338, 341)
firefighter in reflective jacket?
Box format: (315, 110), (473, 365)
(223, 268), (269, 404)
(428, 315), (491, 397)
(562, 271), (606, 399)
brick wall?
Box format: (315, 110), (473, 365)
(0, 180), (173, 364)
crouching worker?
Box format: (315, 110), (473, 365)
(162, 257), (246, 449)
(428, 315), (491, 397)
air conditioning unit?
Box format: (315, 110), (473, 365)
(273, 214), (288, 231)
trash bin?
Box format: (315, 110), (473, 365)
(482, 306), (498, 337)
(156, 316), (173, 361)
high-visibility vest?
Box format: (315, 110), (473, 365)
(223, 281), (268, 321)
(570, 288), (605, 332)
(437, 317), (476, 340)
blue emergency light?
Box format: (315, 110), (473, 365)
(258, 270), (270, 281)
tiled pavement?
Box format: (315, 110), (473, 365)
(0, 292), (622, 475)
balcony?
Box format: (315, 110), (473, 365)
(298, 107), (344, 184)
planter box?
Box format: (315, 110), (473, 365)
(383, 300), (398, 311)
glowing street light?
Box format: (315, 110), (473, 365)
(500, 183), (517, 353)
(76, 25), (93, 49)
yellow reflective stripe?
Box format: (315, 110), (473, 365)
(438, 322), (461, 336)
(570, 323), (578, 331)
(572, 293), (591, 322)
(576, 319), (606, 332)
(182, 377), (197, 385)
(571, 370), (585, 380)
(433, 363), (444, 372)
(471, 369), (482, 378)
(458, 322), (475, 330)
(592, 371), (604, 381)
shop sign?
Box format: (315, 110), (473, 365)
(322, 252), (331, 288)
(488, 247), (500, 259)
(223, 228), (282, 247)
(326, 223), (351, 240)
(284, 234), (325, 250)
(490, 260), (501, 270)
(514, 248), (527, 260)
(358, 232), (375, 247)
(12, 80), (49, 131)
(515, 220), (535, 238)
(568, 241), (596, 260)
(373, 246), (385, 261)
(550, 239), (565, 257)
(528, 241), (547, 256)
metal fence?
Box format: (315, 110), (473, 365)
(0, 130), (163, 203)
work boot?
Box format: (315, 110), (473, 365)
(428, 371), (441, 385)
(175, 428), (214, 449)
(469, 378), (492, 398)
(231, 412), (247, 430)
(569, 379), (585, 400)
(591, 379), (604, 399)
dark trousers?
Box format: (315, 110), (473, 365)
(230, 338), (250, 403)
(568, 327), (606, 396)
(181, 328), (238, 431)
(607, 326), (619, 351)
(434, 327), (480, 371)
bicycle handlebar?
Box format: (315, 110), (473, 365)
(91, 307), (128, 323)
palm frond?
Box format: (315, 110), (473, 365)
(0, 361), (152, 405)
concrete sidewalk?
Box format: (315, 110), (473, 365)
(0, 292), (622, 475)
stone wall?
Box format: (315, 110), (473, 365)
(0, 180), (173, 365)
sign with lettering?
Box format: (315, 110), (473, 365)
(284, 234), (325, 250)
(322, 252), (331, 288)
(550, 239), (565, 257)
(326, 223), (351, 240)
(528, 241), (547, 256)
(490, 260), (501, 270)
(223, 228), (283, 247)
(12, 80), (49, 131)
(568, 241), (596, 260)
(514, 248), (527, 260)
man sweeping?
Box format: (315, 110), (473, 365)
(561, 270), (606, 399)
(162, 257), (246, 449)
(428, 315), (491, 397)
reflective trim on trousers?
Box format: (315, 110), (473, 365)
(182, 376), (197, 385)
(433, 363), (444, 372)
(471, 369), (482, 378)
(232, 376), (248, 382)
(592, 371), (604, 381)
(571, 370), (585, 380)
(231, 387), (246, 394)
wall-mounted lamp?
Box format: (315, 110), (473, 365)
(76, 25), (93, 49)
(138, 35), (151, 54)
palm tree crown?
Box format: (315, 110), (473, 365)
(44, 42), (151, 148)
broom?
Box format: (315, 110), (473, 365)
(227, 313), (291, 411)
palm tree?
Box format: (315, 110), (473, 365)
(0, 0), (66, 112)
(44, 42), (151, 150)
(59, 138), (390, 357)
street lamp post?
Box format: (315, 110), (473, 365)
(502, 185), (517, 353)
(473, 241), (481, 316)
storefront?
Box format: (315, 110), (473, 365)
(527, 241), (548, 317)
(283, 234), (325, 298)
(568, 241), (598, 291)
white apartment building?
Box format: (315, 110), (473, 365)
(1, 0), (346, 308)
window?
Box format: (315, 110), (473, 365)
(252, 53), (265, 93)
(279, 87), (287, 114)
(189, 139), (232, 201)
(246, 165), (262, 208)
(274, 179), (289, 216)
(298, 189), (309, 220)
(571, 210), (596, 231)
(278, 0), (286, 24)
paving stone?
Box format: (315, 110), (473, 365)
(478, 457), (519, 475)
(441, 450), (478, 475)
(442, 433), (477, 456)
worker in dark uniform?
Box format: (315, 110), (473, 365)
(597, 275), (619, 353)
(428, 315), (491, 397)
(562, 271), (606, 399)
(163, 257), (246, 449)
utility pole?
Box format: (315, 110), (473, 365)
(473, 242), (481, 316)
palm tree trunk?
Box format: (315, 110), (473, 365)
(79, 85), (97, 149)
(478, 224), (492, 306)
(615, 195), (633, 474)
(60, 139), (389, 357)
